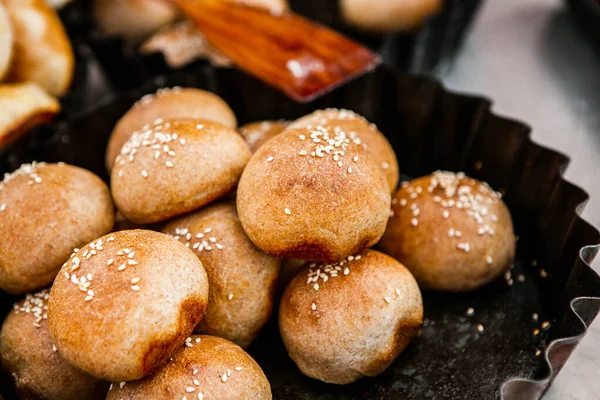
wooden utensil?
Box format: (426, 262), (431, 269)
(169, 0), (381, 102)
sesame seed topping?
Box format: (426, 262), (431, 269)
(0, 203), (5, 211)
(299, 134), (306, 140)
(13, 289), (50, 328)
(221, 374), (228, 382)
(384, 296), (391, 303)
(284, 208), (291, 215)
(457, 242), (471, 252)
(443, 210), (450, 219)
(141, 170), (148, 178)
(186, 387), (195, 393)
(517, 274), (525, 282)
(541, 321), (550, 330)
(535, 349), (541, 356)
(195, 338), (201, 343)
(532, 313), (539, 322)
(486, 256), (493, 264)
(382, 162), (389, 169)
(193, 369), (198, 375)
(311, 303), (317, 310)
(466, 307), (475, 316)
(228, 293), (234, 300)
(118, 264), (126, 271)
(533, 329), (540, 336)
(235, 367), (242, 371)
(411, 218), (418, 226)
(540, 269), (547, 278)
(267, 156), (274, 162)
(131, 285), (140, 291)
(120, 382), (126, 389)
(131, 277), (140, 284)
(198, 394), (204, 400)
(52, 344), (57, 352)
(196, 124), (204, 129)
(313, 283), (319, 291)
(165, 161), (174, 167)
(477, 324), (484, 332)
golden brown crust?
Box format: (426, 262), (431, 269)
(47, 230), (209, 382)
(286, 109), (399, 193)
(93, 0), (179, 44)
(3, 0), (74, 96)
(237, 126), (390, 263)
(340, 0), (443, 32)
(0, 289), (108, 400)
(0, 82), (60, 148)
(111, 119), (251, 224)
(0, 3), (12, 81)
(106, 335), (271, 400)
(378, 171), (516, 292)
(105, 88), (237, 170)
(239, 120), (288, 153)
(0, 162), (114, 295)
(279, 249), (423, 384)
(162, 203), (280, 348)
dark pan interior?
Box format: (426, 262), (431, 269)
(1, 65), (599, 399)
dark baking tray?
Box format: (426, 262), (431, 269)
(566, 0), (600, 43)
(1, 65), (599, 399)
(76, 0), (481, 91)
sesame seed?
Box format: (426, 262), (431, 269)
(0, 204), (5, 211)
(540, 269), (547, 278)
(541, 321), (550, 330)
(477, 324), (484, 332)
(443, 210), (450, 219)
(411, 218), (418, 226)
(382, 162), (389, 169)
(284, 208), (291, 215)
(131, 277), (140, 284)
(347, 167), (353, 174)
(311, 303), (316, 310)
(195, 338), (201, 343)
(198, 394), (204, 400)
(196, 124), (204, 129)
(400, 199), (407, 206)
(353, 156), (358, 162)
(235, 367), (242, 371)
(118, 264), (126, 271)
(533, 329), (540, 336)
(227, 370), (231, 377)
(120, 382), (126, 389)
(193, 379), (200, 385)
(466, 307), (475, 316)
(141, 170), (148, 178)
(313, 283), (319, 291)
(128, 260), (138, 265)
(193, 369), (198, 375)
(131, 285), (140, 291)
(267, 156), (274, 162)
(228, 293), (234, 300)
(517, 274), (525, 282)
(107, 259), (114, 265)
(486, 256), (493, 264)
(343, 268), (350, 275)
(299, 135), (306, 140)
(532, 313), (539, 322)
(186, 387), (195, 393)
(384, 296), (391, 303)
(216, 243), (223, 249)
(221, 374), (228, 382)
(531, 259), (538, 267)
(535, 349), (541, 356)
(52, 344), (57, 352)
(298, 150), (307, 156)
(165, 161), (174, 167)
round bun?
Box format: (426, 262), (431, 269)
(0, 162), (114, 295)
(279, 249), (423, 384)
(106, 87), (237, 170)
(47, 230), (209, 382)
(3, 0), (74, 96)
(286, 109), (399, 193)
(106, 335), (271, 400)
(237, 125), (390, 263)
(93, 0), (179, 43)
(239, 120), (288, 153)
(378, 171), (516, 292)
(162, 203), (280, 348)
(0, 3), (13, 81)
(0, 289), (108, 400)
(111, 119), (251, 224)
(340, 0), (443, 32)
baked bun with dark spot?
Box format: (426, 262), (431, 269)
(47, 230), (209, 382)
(106, 335), (271, 400)
(237, 125), (390, 263)
(0, 162), (114, 295)
(105, 88), (237, 171)
(0, 289), (108, 400)
(238, 120), (288, 153)
(378, 171), (516, 292)
(162, 202), (280, 348)
(279, 249), (423, 384)
(286, 109), (399, 193)
(111, 119), (251, 224)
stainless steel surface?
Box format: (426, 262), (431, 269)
(436, 0), (600, 398)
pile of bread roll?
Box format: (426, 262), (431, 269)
(94, 0), (443, 70)
(0, 0), (75, 147)
(0, 87), (516, 399)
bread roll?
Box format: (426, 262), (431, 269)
(0, 2), (12, 81)
(238, 120), (287, 153)
(3, 0), (74, 96)
(279, 249), (423, 384)
(106, 335), (271, 400)
(111, 119), (251, 224)
(0, 162), (114, 294)
(163, 202), (280, 348)
(0, 289), (108, 400)
(105, 87), (237, 171)
(378, 171), (516, 291)
(237, 125), (390, 263)
(93, 0), (179, 44)
(0, 82), (60, 148)
(340, 0), (443, 32)
(47, 230), (209, 382)
(286, 109), (399, 193)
